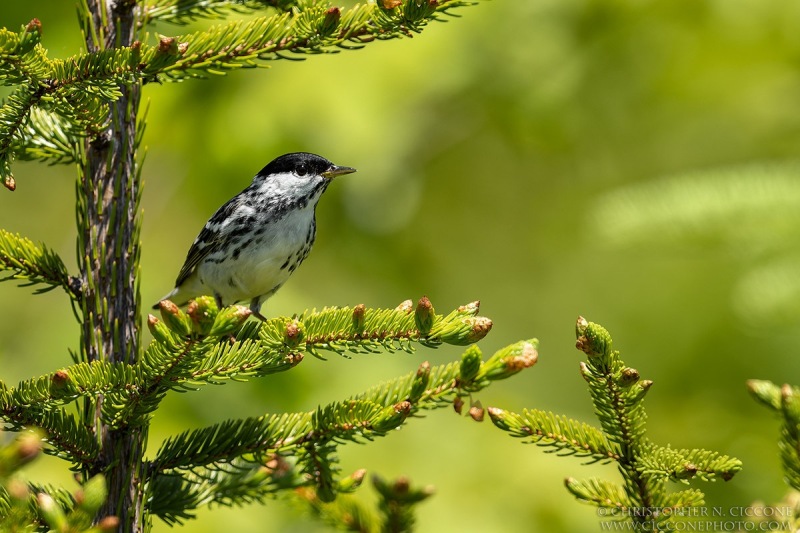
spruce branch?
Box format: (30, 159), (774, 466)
(147, 457), (302, 525)
(294, 470), (375, 533)
(749, 380), (800, 492)
(486, 408), (619, 463)
(293, 472), (431, 533)
(141, 0), (299, 25)
(373, 474), (433, 533)
(564, 477), (628, 509)
(144, 338), (536, 521)
(748, 379), (785, 411)
(0, 0), (477, 181)
(637, 444), (740, 483)
(153, 0), (481, 80)
(0, 35), (186, 182)
(152, 297), (494, 361)
(0, 86), (40, 184)
(3, 297), (495, 437)
(0, 229), (79, 298)
(0, 430), (114, 531)
(0, 362), (139, 410)
(491, 317), (742, 531)
(0, 20), (48, 86)
(0, 407), (99, 468)
(152, 338), (537, 475)
(13, 107), (81, 165)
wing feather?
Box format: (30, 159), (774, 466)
(173, 195), (243, 287)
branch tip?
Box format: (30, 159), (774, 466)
(414, 296), (434, 335)
(395, 299), (413, 313)
(469, 402), (485, 422)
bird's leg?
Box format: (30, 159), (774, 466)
(214, 293), (224, 311)
(249, 296), (267, 322)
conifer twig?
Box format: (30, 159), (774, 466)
(0, 229), (79, 298)
(489, 317), (742, 531)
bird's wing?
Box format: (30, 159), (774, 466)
(173, 196), (242, 287)
(173, 227), (220, 287)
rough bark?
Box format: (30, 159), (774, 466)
(79, 1), (145, 530)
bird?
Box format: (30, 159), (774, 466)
(153, 152), (356, 321)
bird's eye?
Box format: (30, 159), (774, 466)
(296, 165), (308, 177)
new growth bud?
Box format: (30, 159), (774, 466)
(352, 303), (366, 335)
(3, 175), (16, 192)
(25, 18), (42, 34)
(503, 342), (538, 374)
(372, 474), (434, 504)
(147, 314), (173, 344)
(158, 300), (191, 336)
(618, 367), (640, 387)
(187, 296), (218, 335)
(284, 319), (304, 349)
(97, 517), (121, 532)
(320, 6), (341, 35)
(395, 299), (413, 313)
(37, 493), (66, 529)
(469, 402), (485, 422)
(481, 340), (538, 380)
(50, 369), (70, 389)
(575, 316), (613, 361)
(372, 401), (412, 433)
(486, 407), (509, 430)
(459, 345), (482, 383)
(19, 19), (42, 54)
(78, 475), (108, 514)
(415, 296), (435, 336)
(457, 300), (480, 317)
(338, 469), (367, 493)
(0, 432), (42, 480)
(453, 396), (464, 415)
(49, 369), (72, 400)
(439, 316), (493, 346)
(465, 316), (493, 344)
(157, 36), (178, 54)
(630, 379), (654, 402)
(208, 305), (251, 336)
(409, 361), (430, 403)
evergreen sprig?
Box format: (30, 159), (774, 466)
(489, 317), (742, 531)
(0, 20), (47, 85)
(147, 457), (300, 525)
(141, 0), (299, 25)
(291, 471), (432, 533)
(749, 379), (800, 491)
(0, 430), (115, 531)
(0, 295), (538, 525)
(144, 337), (537, 522)
(157, 0), (477, 79)
(0, 229), (78, 297)
(0, 297), (496, 435)
(0, 407), (99, 467)
(1, 1), (481, 183)
(486, 408), (619, 462)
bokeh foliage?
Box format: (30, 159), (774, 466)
(2, 0), (800, 531)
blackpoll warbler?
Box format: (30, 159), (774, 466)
(154, 152), (356, 320)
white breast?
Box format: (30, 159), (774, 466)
(195, 201), (318, 305)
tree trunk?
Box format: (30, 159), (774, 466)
(79, 1), (144, 530)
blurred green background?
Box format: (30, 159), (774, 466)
(3, 0), (800, 531)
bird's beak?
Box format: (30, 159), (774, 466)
(322, 165), (357, 179)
